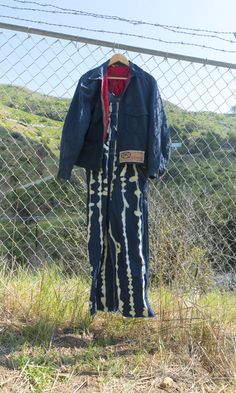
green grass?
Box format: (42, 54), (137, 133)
(10, 352), (57, 393)
(0, 263), (92, 336)
(0, 263), (235, 392)
(199, 290), (236, 324)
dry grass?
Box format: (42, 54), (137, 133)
(0, 262), (235, 392)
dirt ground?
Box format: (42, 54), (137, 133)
(0, 331), (235, 393)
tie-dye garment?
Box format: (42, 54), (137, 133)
(86, 91), (155, 318)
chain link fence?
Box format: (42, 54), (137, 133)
(0, 22), (236, 297)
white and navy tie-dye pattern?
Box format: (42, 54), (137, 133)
(86, 92), (155, 318)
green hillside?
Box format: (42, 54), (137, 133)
(0, 84), (69, 121)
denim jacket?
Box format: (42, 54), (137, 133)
(56, 59), (171, 181)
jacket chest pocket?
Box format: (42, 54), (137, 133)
(123, 106), (149, 133)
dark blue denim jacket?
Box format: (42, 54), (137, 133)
(57, 59), (171, 180)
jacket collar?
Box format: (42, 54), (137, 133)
(88, 59), (138, 80)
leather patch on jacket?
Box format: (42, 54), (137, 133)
(119, 150), (145, 163)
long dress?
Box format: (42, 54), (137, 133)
(85, 90), (155, 318)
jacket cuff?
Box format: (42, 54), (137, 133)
(56, 165), (72, 181)
(148, 165), (167, 180)
(148, 172), (164, 180)
(149, 174), (158, 180)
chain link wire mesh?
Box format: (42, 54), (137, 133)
(0, 24), (236, 306)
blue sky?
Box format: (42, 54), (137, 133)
(1, 0), (236, 62)
(0, 0), (236, 112)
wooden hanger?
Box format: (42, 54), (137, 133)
(107, 53), (129, 80)
(108, 53), (129, 66)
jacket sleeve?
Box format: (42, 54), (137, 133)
(147, 77), (171, 180)
(56, 74), (92, 180)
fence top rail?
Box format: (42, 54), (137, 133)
(0, 21), (236, 70)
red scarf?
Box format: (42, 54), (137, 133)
(101, 64), (130, 141)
